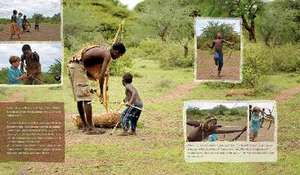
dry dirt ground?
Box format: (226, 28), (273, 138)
(254, 121), (275, 142)
(275, 84), (300, 103)
(0, 24), (60, 41)
(196, 49), (241, 81)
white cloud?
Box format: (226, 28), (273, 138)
(118, 0), (143, 10)
(0, 0), (61, 18)
(0, 43), (62, 72)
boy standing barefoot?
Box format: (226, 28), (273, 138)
(119, 73), (143, 136)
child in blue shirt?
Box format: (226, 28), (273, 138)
(7, 56), (27, 84)
(250, 107), (262, 142)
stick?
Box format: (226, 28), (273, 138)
(232, 126), (247, 141)
(110, 121), (120, 135)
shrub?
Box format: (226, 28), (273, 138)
(242, 43), (271, 88)
(130, 38), (193, 69)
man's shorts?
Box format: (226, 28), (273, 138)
(68, 62), (92, 102)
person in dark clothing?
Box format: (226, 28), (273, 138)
(20, 44), (42, 85)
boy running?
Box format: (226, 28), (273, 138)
(208, 32), (233, 77)
(119, 73), (143, 136)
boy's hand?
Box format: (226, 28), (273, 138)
(125, 102), (132, 107)
(18, 74), (28, 80)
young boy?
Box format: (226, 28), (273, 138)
(7, 56), (27, 84)
(22, 15), (31, 32)
(16, 13), (23, 32)
(119, 73), (143, 136)
(9, 10), (21, 39)
(34, 16), (40, 31)
(208, 32), (234, 77)
(250, 106), (262, 142)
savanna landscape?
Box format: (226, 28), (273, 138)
(0, 0), (299, 174)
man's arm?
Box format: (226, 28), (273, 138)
(98, 57), (110, 98)
(187, 121), (200, 127)
(215, 126), (246, 134)
(20, 56), (25, 73)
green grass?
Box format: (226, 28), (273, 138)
(0, 58), (299, 174)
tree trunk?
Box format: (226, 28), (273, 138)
(183, 42), (188, 58)
(159, 26), (168, 42)
(241, 15), (257, 42)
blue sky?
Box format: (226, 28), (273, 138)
(195, 18), (241, 36)
(0, 43), (62, 72)
(0, 0), (60, 18)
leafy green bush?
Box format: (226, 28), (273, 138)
(128, 38), (193, 69)
(242, 43), (272, 88)
(242, 43), (300, 89)
(0, 68), (8, 84)
(269, 44), (300, 72)
(110, 54), (133, 76)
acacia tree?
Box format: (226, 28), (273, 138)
(134, 0), (203, 58)
(223, 0), (264, 42)
(197, 22), (240, 49)
(259, 0), (300, 46)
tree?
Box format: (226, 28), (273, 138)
(136, 0), (197, 42)
(259, 0), (300, 46)
(32, 13), (44, 23)
(222, 0), (264, 42)
(48, 59), (61, 77)
(197, 22), (240, 49)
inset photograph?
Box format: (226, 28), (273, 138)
(0, 43), (62, 85)
(195, 18), (241, 82)
(185, 101), (247, 142)
(248, 102), (276, 142)
(0, 0), (61, 41)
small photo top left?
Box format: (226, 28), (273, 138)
(0, 0), (61, 41)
